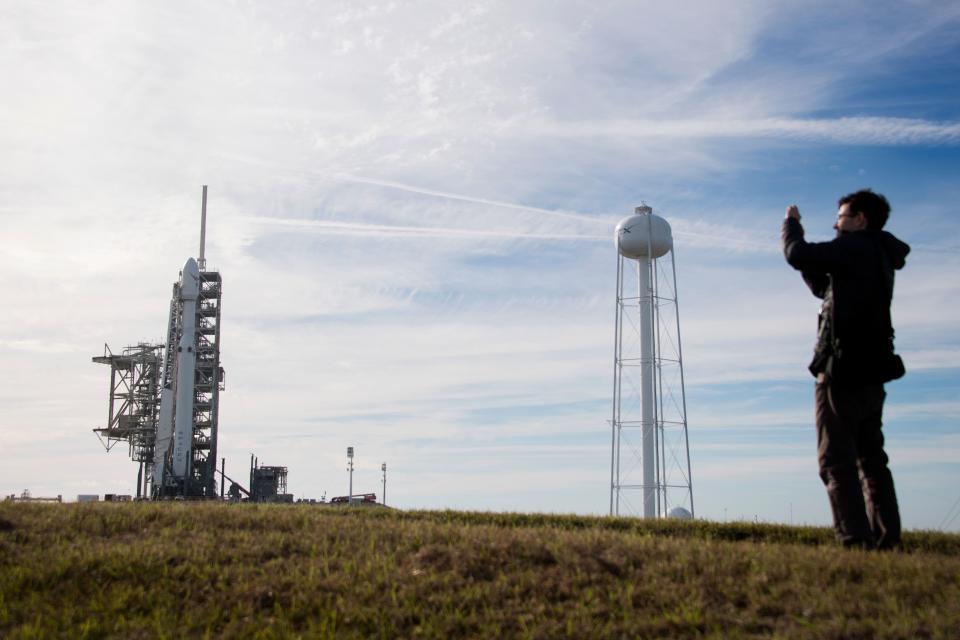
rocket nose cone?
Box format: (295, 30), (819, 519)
(180, 257), (200, 297)
(183, 257), (199, 275)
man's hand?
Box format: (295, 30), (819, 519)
(786, 205), (801, 221)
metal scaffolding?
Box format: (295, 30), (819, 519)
(249, 459), (290, 503)
(153, 265), (225, 498)
(194, 268), (225, 497)
(92, 343), (164, 498)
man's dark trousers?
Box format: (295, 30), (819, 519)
(815, 379), (901, 549)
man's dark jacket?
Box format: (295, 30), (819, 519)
(782, 218), (910, 383)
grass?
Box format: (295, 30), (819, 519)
(1, 502), (958, 638)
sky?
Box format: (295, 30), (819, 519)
(1, 1), (958, 531)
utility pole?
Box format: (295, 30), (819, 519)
(381, 462), (387, 506)
(347, 447), (354, 503)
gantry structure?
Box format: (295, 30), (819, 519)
(92, 343), (164, 498)
(93, 186), (225, 500)
(151, 261), (224, 498)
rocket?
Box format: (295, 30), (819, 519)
(171, 258), (200, 478)
(152, 257), (200, 491)
(149, 185), (222, 498)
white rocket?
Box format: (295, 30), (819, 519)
(153, 257), (200, 490)
(172, 258), (200, 477)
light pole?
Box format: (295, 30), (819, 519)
(381, 462), (387, 506)
(347, 446), (354, 503)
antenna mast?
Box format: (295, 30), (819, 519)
(199, 185), (208, 271)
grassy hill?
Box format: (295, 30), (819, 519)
(1, 502), (958, 638)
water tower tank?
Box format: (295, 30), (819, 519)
(615, 206), (673, 259)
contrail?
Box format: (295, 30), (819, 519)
(212, 151), (612, 226)
(328, 172), (610, 226)
(240, 216), (609, 242)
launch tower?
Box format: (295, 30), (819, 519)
(153, 186), (224, 498)
(93, 186), (225, 499)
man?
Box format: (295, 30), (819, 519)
(782, 189), (910, 550)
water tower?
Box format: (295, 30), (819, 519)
(610, 204), (694, 518)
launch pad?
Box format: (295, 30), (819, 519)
(92, 187), (227, 500)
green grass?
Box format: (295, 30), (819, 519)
(1, 503), (958, 638)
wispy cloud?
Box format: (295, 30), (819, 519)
(529, 117), (960, 145)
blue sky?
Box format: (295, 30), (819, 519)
(1, 1), (958, 530)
